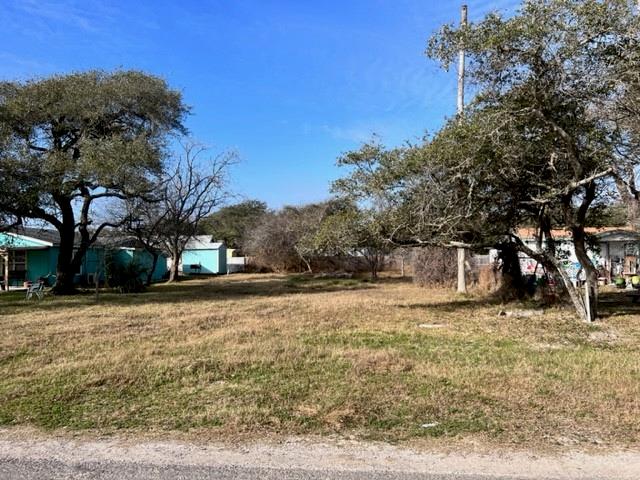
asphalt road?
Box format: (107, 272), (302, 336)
(0, 458), (557, 480)
(1, 434), (637, 480)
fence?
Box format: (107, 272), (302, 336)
(227, 256), (246, 273)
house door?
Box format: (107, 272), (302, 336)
(625, 243), (640, 275)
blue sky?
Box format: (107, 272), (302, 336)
(1, 0), (518, 208)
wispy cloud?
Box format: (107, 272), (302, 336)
(318, 124), (381, 143)
(0, 52), (54, 71)
(13, 0), (107, 33)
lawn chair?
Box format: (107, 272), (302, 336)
(25, 282), (45, 300)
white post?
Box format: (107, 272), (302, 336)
(4, 251), (8, 292)
(456, 4), (468, 294)
(1, 250), (7, 292)
(457, 247), (467, 293)
(584, 280), (592, 323)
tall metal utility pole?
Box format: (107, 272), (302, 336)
(456, 4), (468, 294)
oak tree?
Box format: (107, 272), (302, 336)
(0, 70), (187, 293)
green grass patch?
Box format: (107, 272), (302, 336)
(1, 274), (639, 447)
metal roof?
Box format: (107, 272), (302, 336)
(4, 227), (132, 248)
(184, 235), (225, 250)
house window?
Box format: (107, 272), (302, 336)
(10, 250), (26, 272)
(625, 243), (639, 257)
(5, 250), (27, 283)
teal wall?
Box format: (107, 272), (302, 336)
(2, 248), (57, 286)
(182, 247), (227, 274)
(135, 250), (168, 281)
(2, 232), (168, 286)
(82, 248), (105, 280)
(25, 249), (55, 283)
(109, 248), (168, 282)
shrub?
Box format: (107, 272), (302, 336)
(412, 246), (457, 287)
(105, 255), (147, 293)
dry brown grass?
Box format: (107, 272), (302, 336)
(1, 274), (639, 449)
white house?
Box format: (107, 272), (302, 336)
(513, 227), (640, 284)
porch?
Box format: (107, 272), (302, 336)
(596, 230), (640, 284)
(0, 248), (27, 291)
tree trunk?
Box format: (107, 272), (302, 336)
(627, 200), (640, 230)
(572, 228), (598, 322)
(52, 212), (79, 295)
(146, 251), (160, 286)
(364, 249), (380, 280)
(615, 175), (640, 229)
(555, 262), (590, 321)
(496, 242), (526, 300)
(302, 257), (312, 273)
(169, 252), (180, 282)
(538, 253), (591, 322)
(515, 242), (591, 322)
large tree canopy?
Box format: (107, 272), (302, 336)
(200, 199), (268, 250)
(334, 0), (640, 321)
(424, 0), (639, 321)
(0, 70), (188, 293)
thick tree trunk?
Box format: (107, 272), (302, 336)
(52, 205), (80, 295)
(53, 268), (76, 294)
(572, 228), (598, 322)
(54, 248), (87, 295)
(169, 252), (180, 282)
(496, 242), (526, 300)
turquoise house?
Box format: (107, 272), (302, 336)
(0, 228), (168, 288)
(181, 236), (227, 275)
(108, 245), (168, 283)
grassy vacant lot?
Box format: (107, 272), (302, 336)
(1, 274), (639, 449)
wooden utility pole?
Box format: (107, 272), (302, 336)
(457, 4), (467, 115)
(456, 4), (468, 294)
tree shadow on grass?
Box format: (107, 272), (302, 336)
(405, 289), (640, 318)
(0, 274), (376, 315)
(398, 297), (503, 313)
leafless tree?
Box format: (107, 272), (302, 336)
(119, 197), (168, 286)
(243, 202), (335, 273)
(158, 142), (236, 282)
